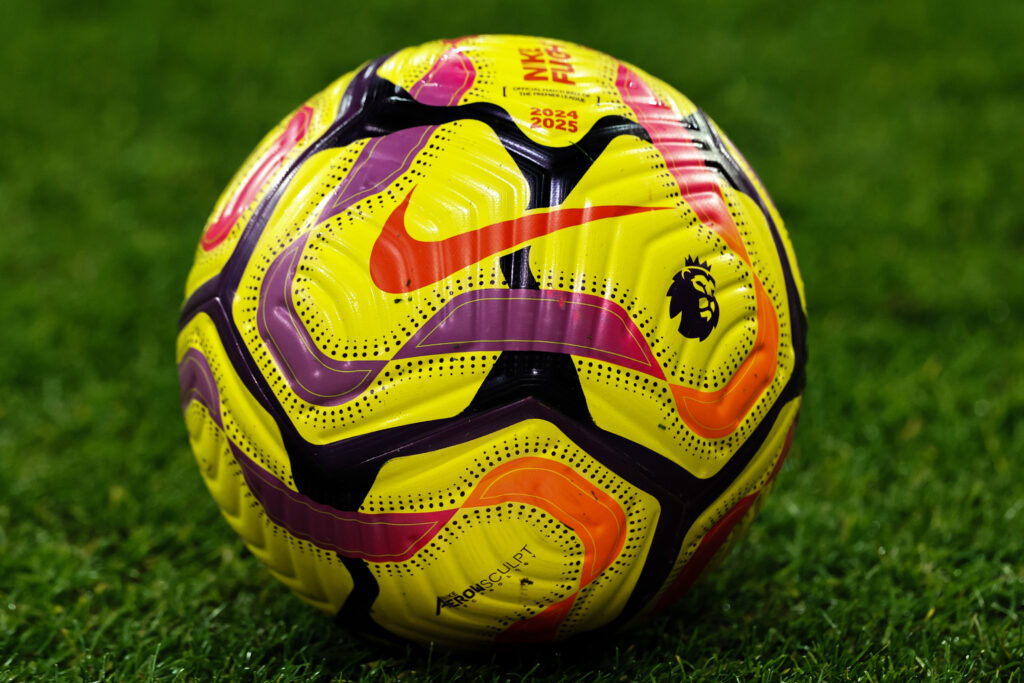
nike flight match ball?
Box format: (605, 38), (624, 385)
(176, 34), (807, 649)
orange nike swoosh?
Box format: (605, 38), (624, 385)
(369, 187), (666, 293)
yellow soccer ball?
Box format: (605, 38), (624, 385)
(177, 35), (807, 649)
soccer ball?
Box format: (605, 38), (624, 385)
(176, 35), (807, 648)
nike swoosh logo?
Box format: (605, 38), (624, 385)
(370, 187), (666, 293)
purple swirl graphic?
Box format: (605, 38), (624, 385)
(395, 289), (664, 378)
(256, 231), (665, 408)
(178, 348), (222, 427)
(233, 446), (457, 561)
(257, 233), (381, 406)
(177, 347), (458, 561)
(316, 125), (437, 226)
(315, 43), (476, 226)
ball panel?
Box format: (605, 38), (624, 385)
(177, 312), (355, 612)
(531, 132), (758, 390)
(359, 419), (660, 646)
(632, 396), (801, 625)
(231, 119), (554, 446)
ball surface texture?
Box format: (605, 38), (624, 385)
(177, 35), (807, 648)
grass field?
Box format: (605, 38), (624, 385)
(2, 0), (1022, 679)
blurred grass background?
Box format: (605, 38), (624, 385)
(1, 0), (1022, 679)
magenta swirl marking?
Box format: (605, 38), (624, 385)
(409, 40), (477, 106)
(202, 105), (314, 252)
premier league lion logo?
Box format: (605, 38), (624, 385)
(667, 256), (720, 341)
